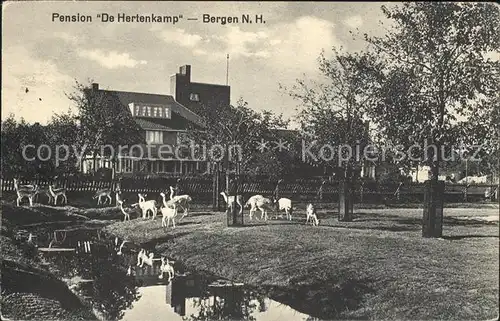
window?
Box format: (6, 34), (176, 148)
(153, 107), (158, 117)
(189, 93), (200, 102)
(146, 106), (151, 117)
(146, 131), (163, 144)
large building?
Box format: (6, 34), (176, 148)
(82, 65), (228, 176)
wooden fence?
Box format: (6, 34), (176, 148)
(1, 176), (496, 205)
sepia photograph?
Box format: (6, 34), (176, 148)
(1, 1), (499, 320)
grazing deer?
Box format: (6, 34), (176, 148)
(276, 198), (293, 220)
(93, 188), (112, 205)
(220, 191), (243, 215)
(245, 195), (265, 220)
(49, 185), (67, 205)
(255, 197), (274, 221)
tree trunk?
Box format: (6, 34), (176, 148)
(422, 179), (444, 237)
(423, 96), (445, 237)
(338, 166), (353, 222)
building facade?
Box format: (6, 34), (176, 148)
(82, 65), (228, 176)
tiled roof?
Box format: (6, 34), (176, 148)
(133, 118), (174, 131)
(99, 89), (205, 128)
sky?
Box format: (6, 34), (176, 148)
(2, 1), (391, 126)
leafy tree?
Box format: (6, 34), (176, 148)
(1, 115), (53, 178)
(364, 2), (499, 181)
(66, 80), (142, 177)
(283, 48), (381, 220)
(188, 98), (288, 180)
(45, 111), (81, 175)
(361, 2), (499, 236)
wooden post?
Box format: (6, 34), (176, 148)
(212, 163), (217, 211)
(422, 179), (445, 238)
(274, 179), (283, 200)
(360, 180), (364, 204)
(338, 180), (353, 222)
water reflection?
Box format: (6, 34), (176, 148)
(37, 231), (315, 321)
(39, 239), (141, 321)
(122, 270), (312, 321)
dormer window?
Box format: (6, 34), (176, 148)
(190, 93), (200, 102)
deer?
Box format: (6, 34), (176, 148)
(306, 203), (319, 226)
(159, 257), (175, 280)
(276, 198), (293, 220)
(117, 240), (127, 255)
(169, 186), (192, 221)
(132, 193), (157, 219)
(115, 190), (123, 207)
(137, 249), (145, 266)
(159, 192), (181, 228)
(13, 178), (36, 191)
(49, 185), (67, 205)
(15, 185), (39, 207)
(93, 188), (112, 205)
(254, 197), (275, 221)
(117, 200), (132, 222)
(245, 195), (265, 220)
(220, 191), (243, 215)
(140, 251), (161, 268)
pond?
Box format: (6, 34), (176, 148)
(28, 224), (318, 321)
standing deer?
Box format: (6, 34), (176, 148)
(93, 188), (112, 205)
(220, 191), (243, 215)
(49, 185), (67, 205)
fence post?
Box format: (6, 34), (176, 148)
(212, 163), (218, 211)
(274, 179), (283, 200)
(318, 180), (326, 201)
(360, 181), (364, 203)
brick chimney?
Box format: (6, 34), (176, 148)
(92, 83), (99, 91)
(179, 65), (191, 80)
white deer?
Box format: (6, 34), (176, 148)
(276, 198), (293, 220)
(169, 186), (192, 220)
(245, 195), (265, 220)
(118, 200), (131, 222)
(115, 190), (123, 207)
(13, 178), (36, 191)
(159, 257), (175, 280)
(133, 193), (157, 219)
(160, 192), (181, 228)
(15, 185), (39, 207)
(255, 197), (274, 221)
(220, 191), (243, 215)
(136, 249), (145, 266)
(49, 185), (67, 205)
(140, 252), (160, 268)
(93, 188), (112, 205)
(306, 203), (319, 226)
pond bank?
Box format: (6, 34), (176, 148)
(105, 207), (499, 320)
(0, 201), (118, 321)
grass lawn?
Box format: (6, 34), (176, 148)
(105, 206), (499, 320)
